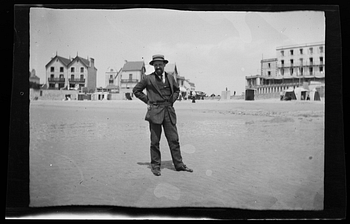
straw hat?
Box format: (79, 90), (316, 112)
(149, 54), (169, 65)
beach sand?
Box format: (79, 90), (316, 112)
(29, 99), (324, 210)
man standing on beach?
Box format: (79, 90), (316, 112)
(133, 54), (193, 176)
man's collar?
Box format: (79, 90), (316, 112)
(154, 71), (165, 77)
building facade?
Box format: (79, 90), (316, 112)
(165, 63), (188, 98)
(246, 42), (325, 98)
(105, 67), (120, 92)
(45, 54), (97, 92)
(119, 61), (146, 96)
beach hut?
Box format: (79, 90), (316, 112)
(245, 89), (255, 101)
(294, 87), (309, 100)
(282, 87), (296, 101)
(308, 88), (321, 101)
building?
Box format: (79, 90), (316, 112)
(261, 58), (278, 77)
(246, 42), (325, 98)
(45, 54), (97, 92)
(119, 61), (146, 96)
(105, 67), (121, 93)
(29, 69), (40, 84)
(165, 63), (187, 97)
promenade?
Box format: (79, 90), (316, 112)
(29, 99), (324, 210)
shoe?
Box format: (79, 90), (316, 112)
(176, 165), (193, 172)
(151, 167), (161, 176)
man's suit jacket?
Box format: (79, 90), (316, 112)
(132, 72), (180, 125)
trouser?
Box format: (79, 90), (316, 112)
(149, 108), (184, 169)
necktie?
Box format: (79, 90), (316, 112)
(159, 75), (165, 83)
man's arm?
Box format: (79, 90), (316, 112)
(133, 78), (149, 104)
(170, 75), (180, 104)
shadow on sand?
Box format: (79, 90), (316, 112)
(137, 160), (176, 171)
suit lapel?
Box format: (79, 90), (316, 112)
(150, 72), (164, 98)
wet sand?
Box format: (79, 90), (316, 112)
(29, 99), (324, 210)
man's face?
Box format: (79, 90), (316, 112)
(153, 61), (165, 75)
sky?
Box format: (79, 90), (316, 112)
(30, 8), (325, 95)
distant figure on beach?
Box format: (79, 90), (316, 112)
(133, 54), (193, 176)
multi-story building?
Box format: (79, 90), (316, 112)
(105, 67), (121, 92)
(165, 63), (188, 97)
(45, 54), (97, 92)
(246, 42), (325, 98)
(119, 61), (146, 96)
(261, 58), (278, 77)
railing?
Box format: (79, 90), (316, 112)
(246, 82), (302, 89)
(48, 78), (65, 82)
(69, 78), (85, 82)
(278, 61), (323, 68)
(120, 79), (138, 83)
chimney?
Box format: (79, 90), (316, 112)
(89, 58), (94, 68)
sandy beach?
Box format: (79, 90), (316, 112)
(29, 99), (324, 210)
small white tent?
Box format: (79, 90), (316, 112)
(281, 87), (296, 100)
(308, 88), (321, 101)
(294, 87), (309, 100)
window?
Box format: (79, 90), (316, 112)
(50, 67), (54, 72)
(71, 67), (75, 72)
(110, 75), (113, 79)
(268, 71), (271, 76)
(300, 67), (304, 75)
(60, 67), (64, 72)
(309, 47), (313, 54)
(281, 68), (284, 76)
(281, 51), (284, 57)
(300, 49), (303, 54)
(290, 50), (294, 56)
(59, 74), (64, 79)
(319, 46), (324, 53)
(290, 68), (294, 75)
(109, 79), (113, 84)
(268, 63), (271, 68)
(50, 74), (54, 78)
(129, 74), (133, 80)
(309, 57), (313, 65)
(309, 67), (313, 75)
(320, 66), (324, 73)
(80, 74), (84, 80)
(300, 58), (303, 66)
(281, 60), (284, 67)
(290, 59), (294, 66)
(320, 57), (323, 64)
(71, 74), (74, 80)
(80, 67), (84, 73)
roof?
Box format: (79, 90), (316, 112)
(68, 56), (90, 68)
(165, 63), (178, 74)
(246, 75), (261, 79)
(122, 61), (145, 71)
(45, 55), (71, 68)
(261, 58), (277, 62)
(276, 41), (325, 50)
